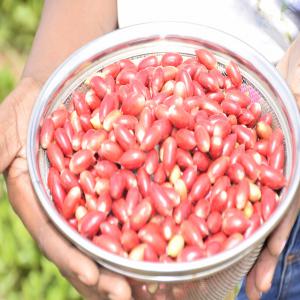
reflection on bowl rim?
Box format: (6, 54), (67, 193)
(27, 22), (300, 281)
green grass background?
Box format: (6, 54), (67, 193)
(0, 1), (81, 299)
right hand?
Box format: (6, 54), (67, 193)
(0, 77), (132, 300)
(244, 34), (300, 300)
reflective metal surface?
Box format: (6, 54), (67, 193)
(27, 22), (300, 299)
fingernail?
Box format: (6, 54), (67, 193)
(259, 291), (263, 299)
(279, 239), (287, 253)
(78, 274), (89, 285)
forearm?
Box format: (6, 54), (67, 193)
(23, 0), (117, 83)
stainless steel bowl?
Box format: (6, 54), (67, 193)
(27, 22), (300, 300)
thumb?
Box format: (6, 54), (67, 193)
(98, 269), (132, 300)
(276, 35), (300, 106)
(0, 78), (40, 172)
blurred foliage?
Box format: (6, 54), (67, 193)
(0, 66), (15, 100)
(0, 0), (43, 53)
(0, 1), (82, 299)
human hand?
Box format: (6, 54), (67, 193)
(245, 35), (300, 300)
(0, 77), (132, 300)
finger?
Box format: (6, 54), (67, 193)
(67, 273), (107, 300)
(0, 78), (39, 172)
(245, 267), (261, 300)
(98, 269), (132, 300)
(36, 216), (100, 287)
(285, 35), (300, 103)
(277, 35), (300, 106)
(246, 193), (300, 297)
(267, 199), (299, 259)
(276, 46), (290, 78)
(276, 49), (290, 79)
(252, 247), (278, 293)
(6, 159), (100, 289)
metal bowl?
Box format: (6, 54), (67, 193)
(27, 22), (300, 300)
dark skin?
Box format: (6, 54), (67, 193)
(1, 1), (300, 298)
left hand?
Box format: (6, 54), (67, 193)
(245, 35), (300, 300)
(1, 78), (132, 300)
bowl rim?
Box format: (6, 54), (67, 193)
(27, 21), (300, 276)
